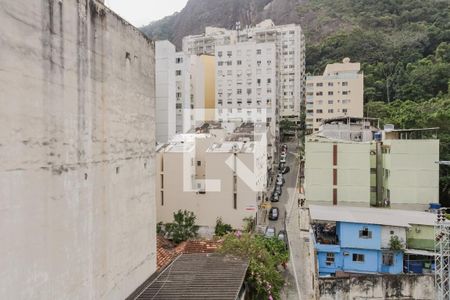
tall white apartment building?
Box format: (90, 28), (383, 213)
(215, 42), (276, 129)
(183, 26), (237, 55)
(182, 20), (306, 120)
(175, 52), (193, 133)
(306, 58), (364, 132)
(156, 41), (177, 143)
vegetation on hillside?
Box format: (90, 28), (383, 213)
(304, 0), (450, 103)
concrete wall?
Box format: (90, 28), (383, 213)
(383, 139), (439, 210)
(305, 139), (370, 206)
(381, 226), (406, 249)
(0, 1), (156, 299)
(155, 41), (176, 143)
(407, 224), (435, 251)
(320, 274), (435, 300)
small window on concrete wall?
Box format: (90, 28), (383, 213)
(326, 253), (335, 265)
(359, 227), (372, 239)
(352, 254), (365, 262)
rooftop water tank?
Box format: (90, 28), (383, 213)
(374, 132), (382, 141)
(384, 124), (395, 132)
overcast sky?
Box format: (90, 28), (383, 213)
(105, 0), (189, 27)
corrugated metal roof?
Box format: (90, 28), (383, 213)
(133, 253), (248, 300)
(309, 205), (437, 227)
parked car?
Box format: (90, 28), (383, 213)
(280, 156), (286, 164)
(271, 192), (280, 202)
(269, 207), (279, 221)
(282, 144), (288, 151)
(274, 185), (282, 196)
(281, 166), (290, 174)
(278, 162), (285, 170)
(265, 226), (276, 238)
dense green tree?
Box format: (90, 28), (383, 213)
(220, 233), (288, 300)
(165, 210), (199, 244)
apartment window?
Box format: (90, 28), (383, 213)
(218, 61), (224, 66)
(328, 100), (333, 104)
(328, 109), (334, 113)
(257, 79), (261, 85)
(333, 188), (337, 205)
(233, 193), (237, 209)
(326, 253), (335, 265)
(237, 89), (242, 95)
(307, 92), (314, 96)
(256, 49), (262, 55)
(227, 61), (232, 66)
(359, 227), (373, 239)
(176, 103), (182, 109)
(343, 91), (349, 95)
(247, 88), (252, 95)
(316, 118), (322, 123)
(267, 88), (272, 94)
(176, 70), (182, 76)
(316, 109), (323, 114)
(333, 169), (337, 185)
(328, 82), (334, 87)
(316, 92), (323, 96)
(176, 92), (182, 99)
(218, 51), (223, 57)
(227, 51), (232, 57)
(328, 91), (334, 96)
(342, 81), (348, 86)
(370, 168), (377, 174)
(237, 60), (242, 65)
(176, 57), (183, 64)
(267, 78), (271, 84)
(316, 82), (323, 87)
(267, 60), (272, 65)
(161, 191), (164, 206)
(352, 254), (365, 263)
(382, 252), (394, 266)
(197, 161), (201, 166)
(343, 109), (348, 113)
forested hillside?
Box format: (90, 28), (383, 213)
(143, 0), (450, 202)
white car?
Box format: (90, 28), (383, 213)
(280, 156), (286, 163)
(265, 226), (276, 238)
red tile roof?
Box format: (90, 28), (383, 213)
(156, 236), (223, 271)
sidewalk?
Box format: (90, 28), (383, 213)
(283, 205), (316, 300)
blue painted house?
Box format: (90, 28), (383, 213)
(310, 205), (409, 276)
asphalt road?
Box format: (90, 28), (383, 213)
(268, 142), (299, 236)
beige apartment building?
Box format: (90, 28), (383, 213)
(305, 118), (439, 211)
(156, 123), (268, 233)
(306, 58), (364, 132)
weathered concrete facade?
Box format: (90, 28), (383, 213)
(320, 274), (435, 299)
(0, 1), (156, 299)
